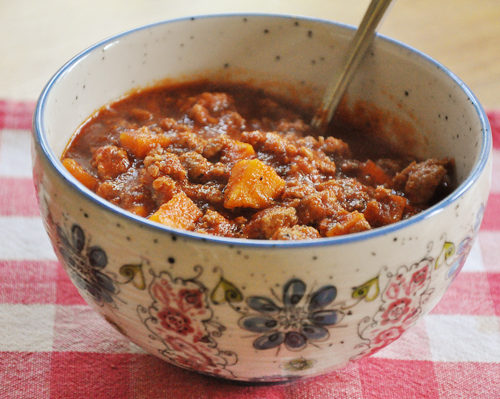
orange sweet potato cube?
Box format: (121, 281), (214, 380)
(120, 127), (171, 158)
(62, 158), (98, 191)
(128, 205), (149, 217)
(222, 140), (255, 162)
(149, 192), (202, 230)
(224, 159), (285, 209)
(360, 160), (390, 185)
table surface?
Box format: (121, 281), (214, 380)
(2, 0), (500, 109)
(1, 1), (499, 398)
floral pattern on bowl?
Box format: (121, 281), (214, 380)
(237, 279), (344, 351)
(32, 14), (492, 381)
(42, 198), (482, 381)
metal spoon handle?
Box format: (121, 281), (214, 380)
(311, 0), (394, 131)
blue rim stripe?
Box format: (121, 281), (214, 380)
(33, 13), (492, 249)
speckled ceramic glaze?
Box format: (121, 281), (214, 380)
(32, 14), (491, 382)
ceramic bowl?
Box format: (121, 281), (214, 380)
(32, 14), (491, 382)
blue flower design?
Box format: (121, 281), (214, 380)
(239, 279), (344, 351)
(57, 224), (116, 303)
(447, 236), (472, 280)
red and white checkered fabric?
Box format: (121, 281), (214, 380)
(0, 100), (498, 398)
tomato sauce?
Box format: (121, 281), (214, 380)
(62, 81), (454, 239)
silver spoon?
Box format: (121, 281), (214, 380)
(311, 0), (394, 131)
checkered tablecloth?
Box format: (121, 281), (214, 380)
(0, 100), (499, 398)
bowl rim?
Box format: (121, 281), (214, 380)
(33, 12), (492, 249)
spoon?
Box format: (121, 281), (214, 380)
(311, 0), (394, 131)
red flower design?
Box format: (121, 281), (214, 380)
(411, 265), (428, 287)
(381, 298), (411, 325)
(402, 306), (421, 327)
(178, 289), (203, 310)
(373, 326), (405, 347)
(385, 281), (402, 300)
(158, 307), (194, 335)
(165, 336), (217, 370)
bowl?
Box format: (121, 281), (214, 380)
(32, 14), (491, 382)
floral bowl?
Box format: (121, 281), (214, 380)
(32, 14), (491, 382)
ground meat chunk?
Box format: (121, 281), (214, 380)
(159, 117), (189, 132)
(91, 145), (130, 179)
(182, 182), (225, 207)
(167, 130), (207, 154)
(319, 211), (371, 237)
(319, 136), (351, 158)
(393, 159), (450, 204)
(275, 118), (310, 135)
(189, 103), (218, 125)
(293, 145), (337, 178)
(144, 149), (187, 181)
(96, 168), (151, 214)
(96, 181), (121, 204)
(179, 151), (229, 184)
(203, 135), (230, 160)
(316, 156), (337, 177)
(281, 179), (316, 203)
(337, 159), (362, 176)
(194, 92), (234, 114)
(151, 176), (180, 205)
(204, 163), (230, 183)
(196, 209), (239, 237)
(287, 156), (322, 183)
(181, 92), (237, 127)
(241, 131), (298, 162)
(363, 187), (408, 227)
(296, 190), (343, 225)
(272, 225), (320, 240)
(244, 206), (298, 239)
(218, 111), (247, 136)
(179, 151), (212, 181)
(179, 151), (231, 183)
(317, 178), (370, 213)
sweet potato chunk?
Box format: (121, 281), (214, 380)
(224, 159), (285, 209)
(120, 126), (170, 158)
(62, 158), (98, 190)
(128, 205), (149, 217)
(221, 140), (255, 163)
(149, 192), (202, 230)
(359, 159), (390, 186)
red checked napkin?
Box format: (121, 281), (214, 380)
(0, 100), (499, 398)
